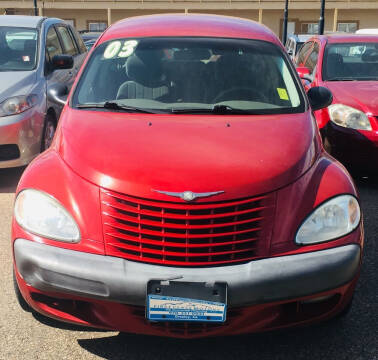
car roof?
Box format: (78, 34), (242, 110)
(100, 14), (281, 47)
(306, 34), (378, 44)
(356, 29), (378, 35)
(287, 34), (312, 42)
(0, 15), (46, 28)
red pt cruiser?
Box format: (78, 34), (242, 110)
(12, 14), (363, 338)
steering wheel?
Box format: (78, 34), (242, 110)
(212, 87), (268, 103)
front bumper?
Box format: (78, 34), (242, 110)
(14, 239), (360, 307)
(0, 108), (44, 168)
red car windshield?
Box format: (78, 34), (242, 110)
(72, 37), (304, 114)
(323, 42), (378, 81)
(0, 27), (38, 71)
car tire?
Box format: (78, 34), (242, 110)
(41, 114), (57, 152)
(13, 270), (33, 313)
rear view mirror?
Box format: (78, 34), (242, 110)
(307, 86), (333, 111)
(51, 55), (73, 71)
(48, 83), (69, 106)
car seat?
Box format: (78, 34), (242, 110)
(326, 53), (345, 79)
(116, 50), (169, 101)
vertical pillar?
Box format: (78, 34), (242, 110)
(185, 8), (189, 14)
(318, 0), (326, 35)
(107, 8), (112, 27)
(38, 7), (43, 16)
(282, 0), (289, 45)
(333, 8), (338, 32)
(258, 8), (263, 24)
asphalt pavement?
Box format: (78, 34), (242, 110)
(0, 167), (376, 360)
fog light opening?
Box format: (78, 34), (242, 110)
(300, 295), (335, 304)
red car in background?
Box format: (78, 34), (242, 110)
(296, 35), (378, 172)
(12, 14), (362, 338)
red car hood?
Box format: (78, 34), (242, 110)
(325, 81), (378, 115)
(57, 109), (318, 200)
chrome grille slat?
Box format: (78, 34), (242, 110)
(101, 189), (274, 267)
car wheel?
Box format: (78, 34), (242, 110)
(13, 270), (33, 312)
(41, 114), (57, 152)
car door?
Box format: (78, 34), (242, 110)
(296, 41), (313, 67)
(44, 24), (70, 116)
(304, 42), (320, 87)
(302, 42), (329, 129)
(55, 24), (82, 88)
(66, 25), (87, 75)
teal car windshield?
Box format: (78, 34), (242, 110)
(72, 37), (305, 114)
(0, 27), (38, 71)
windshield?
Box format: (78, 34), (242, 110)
(0, 27), (38, 71)
(72, 37), (304, 114)
(323, 42), (378, 81)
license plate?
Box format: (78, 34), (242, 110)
(146, 281), (227, 323)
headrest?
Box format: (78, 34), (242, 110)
(126, 49), (164, 85)
(24, 40), (36, 52)
(362, 49), (378, 62)
(327, 53), (343, 65)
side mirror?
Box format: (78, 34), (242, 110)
(296, 66), (312, 81)
(307, 86), (333, 111)
(51, 54), (73, 71)
(48, 83), (69, 106)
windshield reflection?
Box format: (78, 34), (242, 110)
(73, 37), (304, 114)
(0, 27), (38, 72)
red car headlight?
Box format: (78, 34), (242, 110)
(295, 195), (360, 245)
(14, 189), (80, 243)
(328, 104), (372, 130)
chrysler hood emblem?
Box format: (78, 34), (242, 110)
(152, 189), (224, 201)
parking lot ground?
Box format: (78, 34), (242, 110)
(0, 168), (377, 360)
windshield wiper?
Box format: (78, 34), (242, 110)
(171, 104), (259, 114)
(75, 101), (156, 113)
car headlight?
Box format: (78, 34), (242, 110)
(328, 104), (372, 130)
(295, 195), (360, 245)
(0, 94), (38, 117)
(14, 189), (80, 243)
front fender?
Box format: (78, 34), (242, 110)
(13, 149), (104, 254)
(271, 152), (362, 255)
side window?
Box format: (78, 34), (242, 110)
(56, 26), (78, 56)
(305, 42), (319, 75)
(46, 27), (63, 60)
(69, 26), (87, 54)
(287, 40), (293, 54)
(296, 42), (313, 66)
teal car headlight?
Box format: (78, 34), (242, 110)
(0, 94), (38, 117)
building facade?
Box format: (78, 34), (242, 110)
(1, 0), (378, 39)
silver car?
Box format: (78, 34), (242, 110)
(0, 15), (87, 168)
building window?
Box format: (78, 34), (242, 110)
(301, 23), (319, 34)
(88, 22), (107, 32)
(337, 22), (358, 33)
(63, 19), (75, 27)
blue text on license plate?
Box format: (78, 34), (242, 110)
(147, 295), (226, 322)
